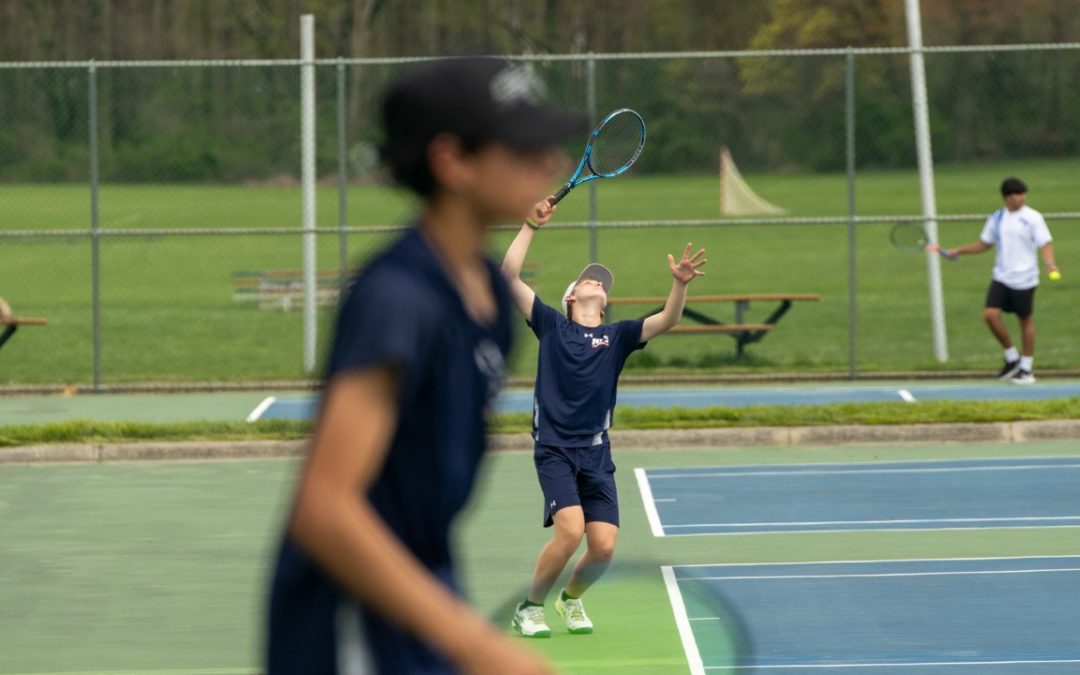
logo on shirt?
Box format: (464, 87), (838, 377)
(584, 332), (610, 349)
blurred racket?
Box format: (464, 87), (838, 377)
(890, 222), (957, 260)
(552, 108), (646, 205)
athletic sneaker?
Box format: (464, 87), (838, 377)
(1011, 369), (1036, 385)
(996, 359), (1021, 380)
(512, 603), (551, 638)
(555, 591), (594, 634)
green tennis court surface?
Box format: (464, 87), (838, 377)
(0, 392), (276, 426)
(2, 441), (1078, 674)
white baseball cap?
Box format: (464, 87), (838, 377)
(561, 263), (615, 313)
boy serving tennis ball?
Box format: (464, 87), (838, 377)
(502, 198), (705, 637)
(267, 58), (585, 674)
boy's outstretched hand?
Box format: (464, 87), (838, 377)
(668, 242), (707, 284)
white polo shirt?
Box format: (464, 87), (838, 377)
(979, 205), (1052, 290)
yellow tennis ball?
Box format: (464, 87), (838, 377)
(1049, 269), (1062, 281)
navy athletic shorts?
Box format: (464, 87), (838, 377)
(534, 441), (619, 528)
(985, 280), (1035, 318)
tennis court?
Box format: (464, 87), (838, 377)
(1, 440), (1078, 674)
(637, 456), (1080, 535)
(667, 557), (1080, 672)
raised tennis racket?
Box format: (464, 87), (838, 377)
(552, 108), (646, 204)
(890, 222), (957, 260)
(493, 559), (751, 671)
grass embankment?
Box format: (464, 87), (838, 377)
(5, 158), (1080, 384)
(3, 397), (1078, 446)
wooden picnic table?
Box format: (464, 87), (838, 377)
(606, 293), (821, 359)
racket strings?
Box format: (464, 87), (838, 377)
(589, 112), (645, 176)
(891, 223), (929, 252)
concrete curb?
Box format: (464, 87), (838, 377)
(2, 420), (1078, 464)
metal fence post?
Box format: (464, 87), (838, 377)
(845, 49), (858, 379)
(88, 61), (102, 390)
(586, 53), (598, 263)
(300, 15), (317, 374)
(337, 57), (349, 287)
(905, 0), (948, 362)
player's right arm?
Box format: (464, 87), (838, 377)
(0, 297), (11, 323)
(289, 369), (552, 675)
(501, 196), (556, 317)
(927, 240), (992, 258)
(928, 213), (997, 258)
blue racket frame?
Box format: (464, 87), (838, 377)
(552, 108), (645, 204)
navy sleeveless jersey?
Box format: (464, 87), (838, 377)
(528, 297), (646, 446)
(267, 226), (514, 674)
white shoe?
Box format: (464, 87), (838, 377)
(555, 591), (593, 634)
(512, 603), (551, 638)
(1011, 369), (1036, 385)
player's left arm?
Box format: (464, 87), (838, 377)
(1035, 217), (1059, 275)
(641, 243), (706, 342)
(1041, 242), (1058, 274)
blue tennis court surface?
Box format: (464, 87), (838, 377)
(636, 457), (1080, 536)
(247, 381), (1080, 420)
(664, 556), (1080, 673)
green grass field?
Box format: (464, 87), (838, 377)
(4, 158), (1078, 384)
(2, 442), (1078, 673)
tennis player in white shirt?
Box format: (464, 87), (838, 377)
(930, 177), (1059, 384)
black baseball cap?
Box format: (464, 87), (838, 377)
(1001, 177), (1028, 196)
(383, 57), (588, 153)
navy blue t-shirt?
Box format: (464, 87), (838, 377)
(528, 296), (646, 446)
(267, 226), (514, 674)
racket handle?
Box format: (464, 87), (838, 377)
(938, 249), (958, 261)
(551, 183), (573, 205)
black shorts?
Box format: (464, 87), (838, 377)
(985, 280), (1035, 318)
(534, 441), (619, 528)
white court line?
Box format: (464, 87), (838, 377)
(646, 455), (1080, 474)
(664, 515), (1080, 529)
(897, 388), (916, 403)
(655, 498), (678, 502)
(673, 553), (1080, 569)
(703, 658), (1080, 670)
(647, 463), (1080, 479)
(662, 523), (1080, 537)
(688, 567), (1080, 581)
(634, 467), (666, 537)
(246, 395), (277, 422)
(661, 565), (706, 675)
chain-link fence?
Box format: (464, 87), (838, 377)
(2, 45), (1079, 387)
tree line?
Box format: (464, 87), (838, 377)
(1, 0), (1077, 181)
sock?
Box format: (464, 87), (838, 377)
(561, 589), (579, 601)
(1004, 347), (1020, 362)
(1020, 356), (1033, 372)
(521, 599), (543, 609)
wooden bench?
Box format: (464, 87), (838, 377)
(232, 269), (346, 311)
(0, 316), (48, 351)
(606, 293), (821, 359)
(232, 262), (540, 311)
